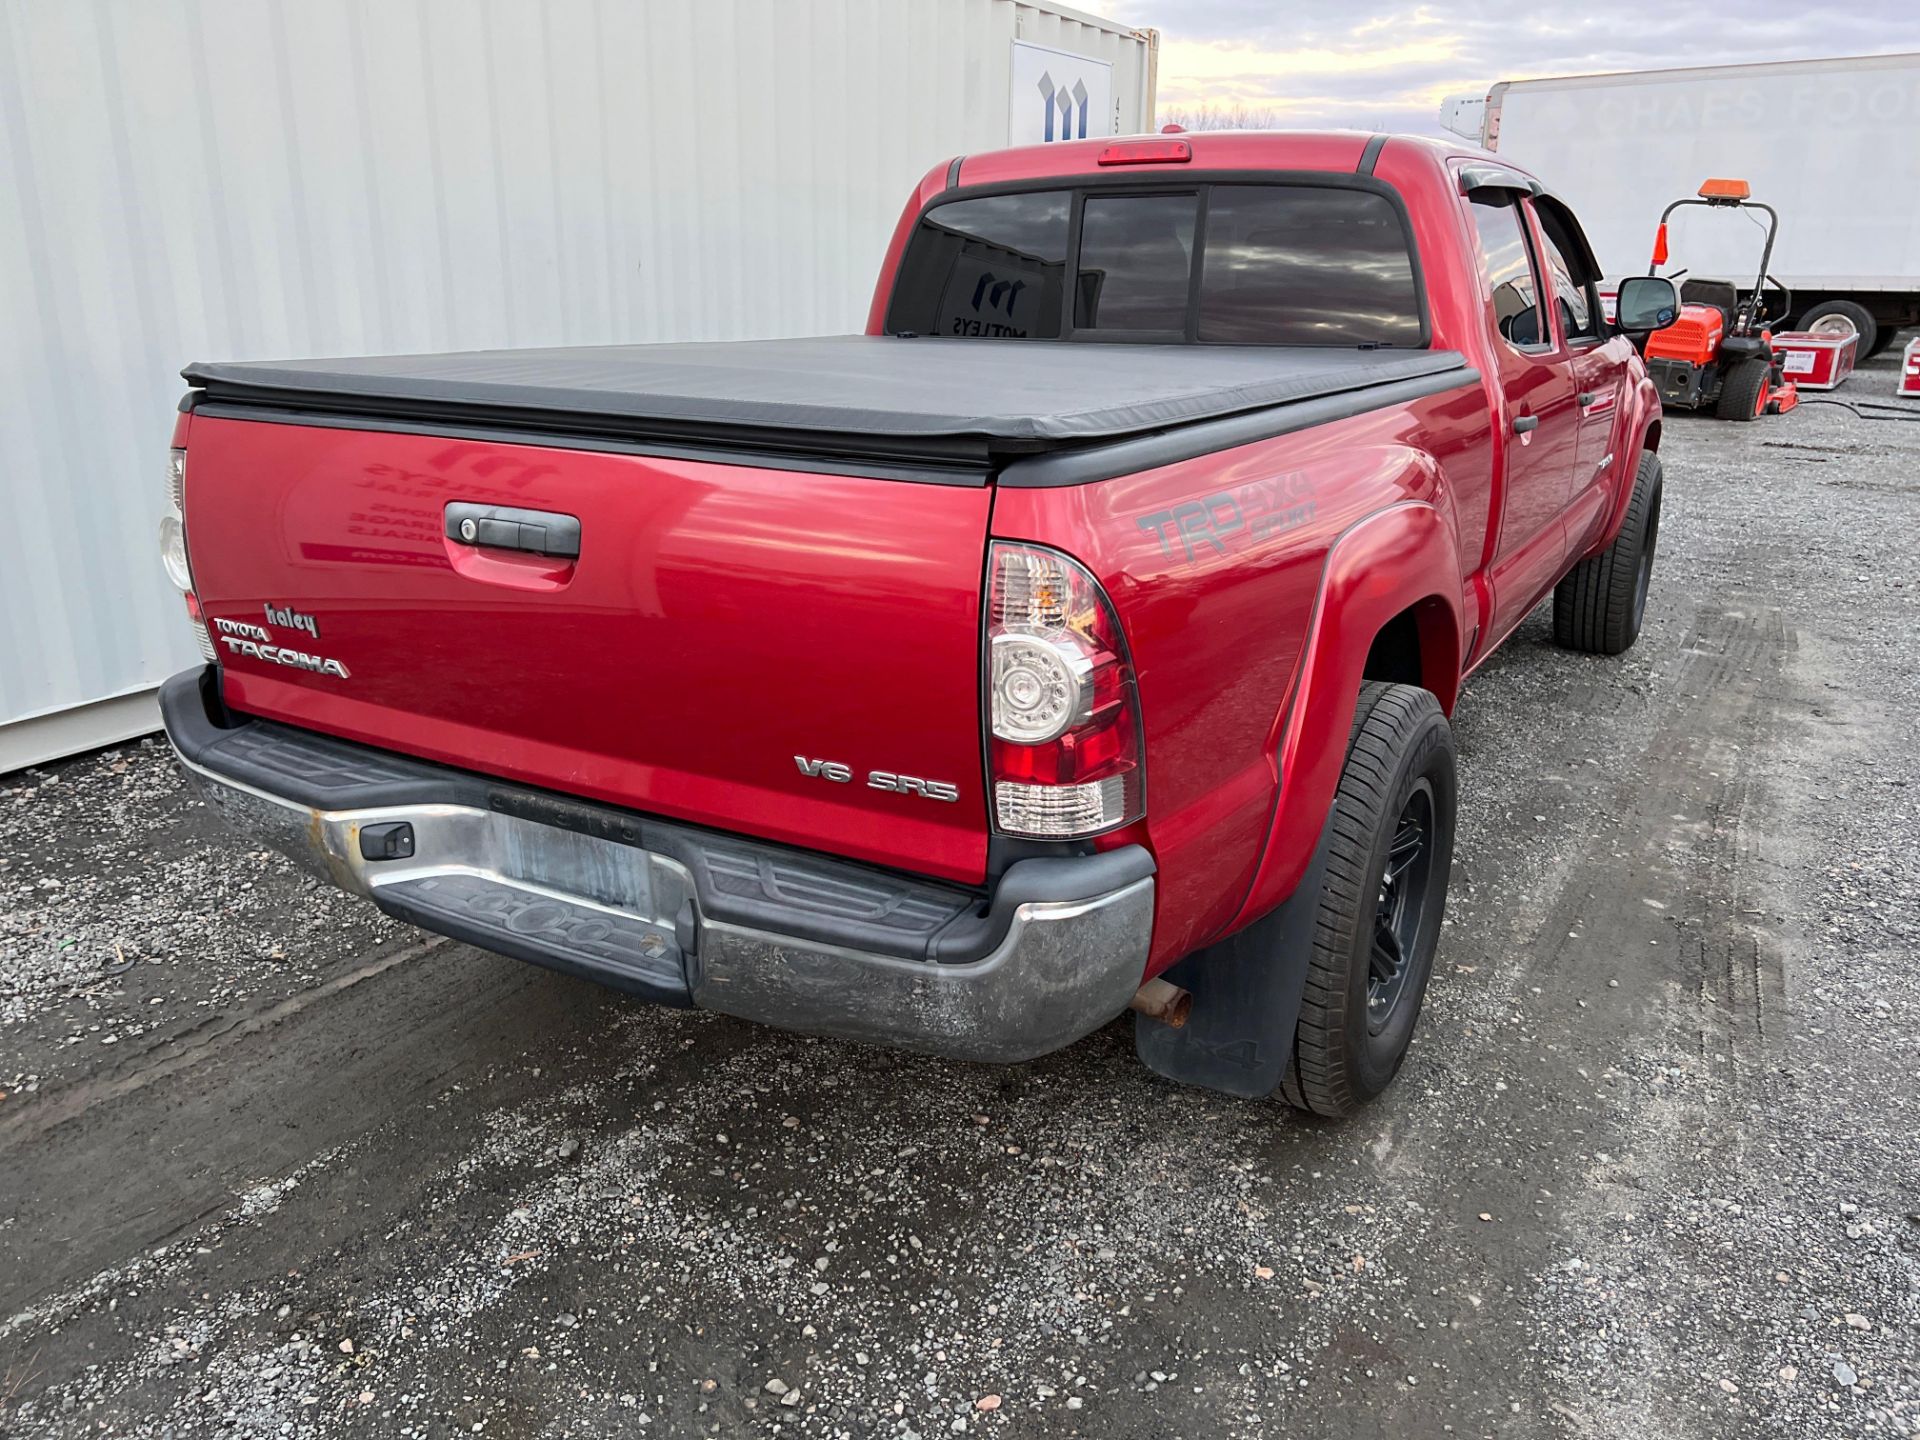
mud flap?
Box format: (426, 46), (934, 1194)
(1133, 813), (1333, 1098)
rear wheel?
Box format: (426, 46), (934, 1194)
(1799, 299), (1879, 359)
(1715, 357), (1771, 421)
(1553, 452), (1662, 656)
(1280, 682), (1455, 1118)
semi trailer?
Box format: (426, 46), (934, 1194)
(1445, 53), (1920, 356)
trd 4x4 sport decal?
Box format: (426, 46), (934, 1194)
(1137, 473), (1317, 564)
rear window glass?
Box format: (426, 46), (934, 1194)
(1197, 187), (1422, 346)
(1074, 193), (1198, 332)
(885, 191), (1068, 339)
(886, 183), (1424, 346)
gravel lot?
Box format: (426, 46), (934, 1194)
(3, 350), (1917, 1439)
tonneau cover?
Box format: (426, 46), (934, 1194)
(184, 336), (1468, 459)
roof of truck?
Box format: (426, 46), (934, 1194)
(945, 128), (1500, 190)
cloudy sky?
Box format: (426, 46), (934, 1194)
(1102, 1), (1920, 134)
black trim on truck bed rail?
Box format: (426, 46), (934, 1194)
(999, 366), (1481, 488)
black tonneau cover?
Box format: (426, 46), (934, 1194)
(184, 336), (1469, 474)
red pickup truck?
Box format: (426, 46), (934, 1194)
(158, 132), (1680, 1115)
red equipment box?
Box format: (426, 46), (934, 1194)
(1770, 330), (1858, 391)
(1902, 337), (1920, 398)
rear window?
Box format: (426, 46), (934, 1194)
(886, 183), (1424, 347)
(1075, 193), (1198, 332)
(1198, 187), (1422, 346)
(885, 192), (1069, 340)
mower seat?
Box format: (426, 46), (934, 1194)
(1679, 278), (1740, 330)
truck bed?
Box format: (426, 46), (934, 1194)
(183, 337), (1469, 474)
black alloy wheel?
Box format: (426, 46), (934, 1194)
(1368, 781), (1436, 1035)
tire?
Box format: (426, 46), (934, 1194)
(1866, 326), (1901, 360)
(1798, 298), (1879, 359)
(1553, 451), (1663, 656)
(1280, 682), (1456, 1118)
(1714, 357), (1771, 421)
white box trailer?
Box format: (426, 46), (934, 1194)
(1478, 53), (1920, 356)
(0, 0), (1158, 772)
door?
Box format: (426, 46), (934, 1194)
(1465, 190), (1582, 640)
(1534, 197), (1632, 554)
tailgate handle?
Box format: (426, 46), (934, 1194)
(445, 503), (580, 559)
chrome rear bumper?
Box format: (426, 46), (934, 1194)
(162, 669), (1154, 1063)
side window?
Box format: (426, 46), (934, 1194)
(1534, 215), (1599, 343)
(1468, 195), (1550, 352)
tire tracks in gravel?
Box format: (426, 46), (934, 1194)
(0, 935), (670, 1328)
(1506, 569), (1858, 1438)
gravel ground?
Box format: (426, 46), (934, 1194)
(2, 350), (1917, 1439)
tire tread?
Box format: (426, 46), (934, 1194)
(1282, 682), (1447, 1117)
(1714, 357), (1770, 422)
(1552, 452), (1662, 655)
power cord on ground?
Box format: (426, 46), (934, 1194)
(1793, 398), (1920, 423)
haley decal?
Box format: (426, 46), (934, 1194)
(263, 601), (320, 638)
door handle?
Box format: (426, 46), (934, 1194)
(445, 502), (581, 559)
(1512, 415), (1540, 434)
(1577, 391), (1598, 408)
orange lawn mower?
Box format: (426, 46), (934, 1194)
(1643, 179), (1799, 421)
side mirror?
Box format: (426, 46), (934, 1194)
(1616, 275), (1679, 333)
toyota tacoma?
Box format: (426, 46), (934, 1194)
(158, 131), (1678, 1113)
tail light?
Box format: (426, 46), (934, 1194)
(160, 448), (216, 662)
(986, 541), (1143, 839)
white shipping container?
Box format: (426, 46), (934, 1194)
(1485, 54), (1920, 338)
(0, 0), (1157, 771)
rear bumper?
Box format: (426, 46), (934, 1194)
(159, 668), (1154, 1062)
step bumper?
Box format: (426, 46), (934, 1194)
(160, 668), (1154, 1063)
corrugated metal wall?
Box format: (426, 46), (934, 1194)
(0, 0), (1152, 770)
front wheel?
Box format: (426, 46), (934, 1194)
(1553, 452), (1662, 656)
(1280, 682), (1456, 1117)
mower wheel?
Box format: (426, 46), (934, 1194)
(1799, 299), (1879, 358)
(1716, 358), (1771, 421)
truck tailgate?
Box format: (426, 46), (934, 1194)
(181, 416), (993, 884)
